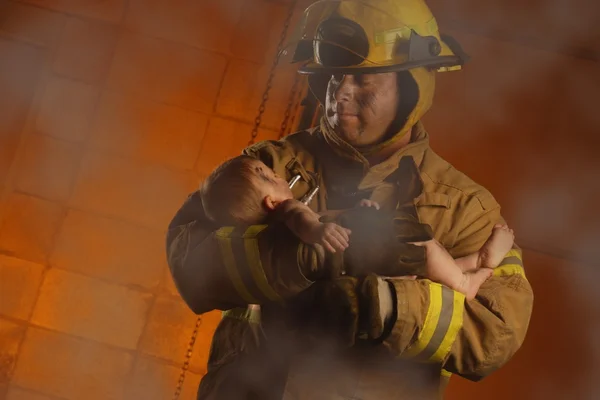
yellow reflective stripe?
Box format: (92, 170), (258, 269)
(441, 369), (452, 378)
(504, 249), (523, 261)
(222, 305), (262, 325)
(242, 225), (282, 302)
(494, 264), (526, 278)
(402, 283), (466, 364)
(216, 227), (259, 304)
(403, 283), (443, 358)
(429, 290), (465, 363)
(493, 249), (526, 278)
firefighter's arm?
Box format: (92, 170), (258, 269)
(166, 144), (322, 315)
(380, 196), (533, 381)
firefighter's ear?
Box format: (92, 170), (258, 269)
(263, 195), (277, 211)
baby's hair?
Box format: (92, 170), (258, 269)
(200, 155), (269, 225)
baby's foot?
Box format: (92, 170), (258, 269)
(479, 224), (515, 269)
(460, 268), (493, 300)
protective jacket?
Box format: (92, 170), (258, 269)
(166, 120), (533, 400)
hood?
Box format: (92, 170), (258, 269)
(319, 66), (435, 163)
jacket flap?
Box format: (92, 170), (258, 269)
(415, 192), (451, 208)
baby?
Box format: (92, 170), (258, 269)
(200, 155), (352, 253)
(200, 155), (514, 300)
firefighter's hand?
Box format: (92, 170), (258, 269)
(337, 207), (431, 277)
(285, 276), (360, 349)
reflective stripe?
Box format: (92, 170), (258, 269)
(216, 225), (282, 303)
(430, 289), (465, 363)
(216, 227), (259, 304)
(243, 226), (282, 302)
(402, 283), (442, 358)
(402, 283), (465, 363)
(222, 306), (262, 325)
(494, 249), (526, 278)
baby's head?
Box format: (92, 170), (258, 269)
(200, 155), (294, 225)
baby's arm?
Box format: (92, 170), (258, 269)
(276, 199), (351, 253)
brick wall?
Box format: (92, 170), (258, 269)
(1, 0), (599, 399)
(0, 1), (302, 399)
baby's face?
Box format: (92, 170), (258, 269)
(250, 160), (294, 202)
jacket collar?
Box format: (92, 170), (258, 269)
(318, 118), (430, 189)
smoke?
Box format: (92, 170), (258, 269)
(1, 0), (600, 399)
(422, 2), (600, 398)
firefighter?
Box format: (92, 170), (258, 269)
(166, 0), (533, 398)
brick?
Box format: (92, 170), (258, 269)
(20, 0), (125, 23)
(125, 0), (244, 53)
(216, 58), (302, 130)
(13, 134), (83, 202)
(124, 356), (201, 400)
(162, 265), (180, 298)
(0, 255), (45, 320)
(139, 297), (221, 373)
(230, 0), (289, 63)
(5, 387), (57, 400)
(69, 151), (199, 229)
(35, 76), (99, 143)
(0, 194), (64, 264)
(11, 327), (133, 400)
(0, 38), (44, 188)
(52, 17), (119, 84)
(106, 31), (228, 113)
(89, 91), (208, 171)
(195, 117), (279, 177)
(0, 319), (26, 385)
(30, 269), (152, 349)
(0, 1), (65, 48)
(50, 209), (166, 290)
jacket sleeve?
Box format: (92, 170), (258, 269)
(165, 144), (320, 315)
(382, 194), (533, 381)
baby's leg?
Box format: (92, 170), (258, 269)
(459, 268), (493, 301)
(479, 224), (515, 269)
(413, 239), (466, 293)
(415, 239), (493, 300)
(455, 253), (481, 273)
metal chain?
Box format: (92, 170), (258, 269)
(173, 316), (202, 400)
(279, 72), (303, 139)
(172, 3), (300, 400)
(249, 0), (299, 146)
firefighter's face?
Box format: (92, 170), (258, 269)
(325, 72), (399, 147)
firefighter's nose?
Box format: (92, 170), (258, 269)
(334, 75), (357, 102)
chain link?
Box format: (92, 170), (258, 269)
(173, 316), (202, 400)
(249, 0), (299, 146)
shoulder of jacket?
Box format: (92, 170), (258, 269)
(243, 128), (321, 165)
(419, 148), (499, 213)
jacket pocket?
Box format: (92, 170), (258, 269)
(414, 192), (452, 245)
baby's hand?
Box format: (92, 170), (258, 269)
(308, 222), (351, 253)
(357, 199), (380, 210)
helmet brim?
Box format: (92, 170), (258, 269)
(298, 54), (463, 75)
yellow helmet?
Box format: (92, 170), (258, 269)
(282, 0), (468, 74)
